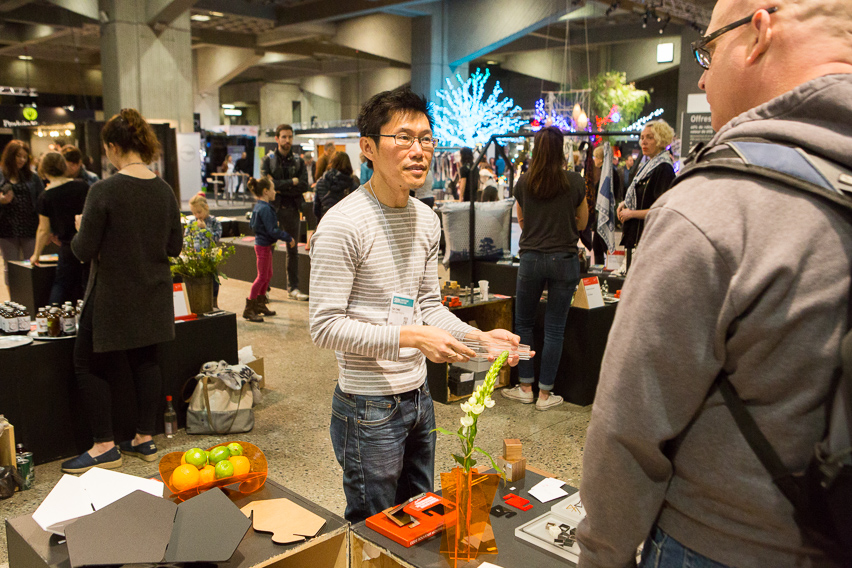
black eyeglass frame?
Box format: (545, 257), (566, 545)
(691, 6), (778, 70)
(369, 133), (440, 149)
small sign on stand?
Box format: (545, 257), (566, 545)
(173, 283), (191, 319)
(605, 250), (625, 272)
(573, 277), (605, 309)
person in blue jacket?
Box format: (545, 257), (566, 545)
(245, 177), (295, 322)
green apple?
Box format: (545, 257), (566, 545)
(226, 442), (243, 457)
(214, 459), (234, 479)
(209, 446), (231, 464)
(184, 448), (207, 469)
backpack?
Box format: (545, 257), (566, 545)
(675, 139), (852, 564)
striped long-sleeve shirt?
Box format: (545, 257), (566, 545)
(309, 187), (476, 395)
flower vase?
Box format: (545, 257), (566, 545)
(440, 467), (500, 565)
(183, 274), (214, 314)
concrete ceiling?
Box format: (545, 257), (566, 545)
(0, 0), (718, 89)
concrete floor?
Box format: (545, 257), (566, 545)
(0, 273), (591, 566)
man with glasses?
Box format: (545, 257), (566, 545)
(309, 86), (521, 523)
(577, 1), (852, 567)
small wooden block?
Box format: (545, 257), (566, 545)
(496, 456), (526, 482)
(503, 438), (522, 461)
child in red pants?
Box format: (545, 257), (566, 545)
(244, 177), (295, 322)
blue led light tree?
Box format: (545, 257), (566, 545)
(432, 68), (524, 147)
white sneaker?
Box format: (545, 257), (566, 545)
(289, 289), (309, 301)
(501, 385), (534, 404)
(536, 394), (564, 411)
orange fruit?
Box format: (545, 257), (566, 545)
(199, 465), (216, 485)
(180, 453), (187, 465)
(171, 464), (200, 491)
(229, 456), (250, 476)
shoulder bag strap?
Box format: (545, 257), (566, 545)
(201, 376), (247, 435)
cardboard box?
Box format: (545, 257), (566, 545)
(0, 420), (15, 467)
(503, 438), (523, 461)
(247, 357), (265, 389)
(496, 456), (527, 482)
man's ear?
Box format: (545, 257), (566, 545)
(360, 137), (377, 164)
(745, 8), (773, 65)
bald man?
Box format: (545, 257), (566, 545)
(577, 2), (852, 567)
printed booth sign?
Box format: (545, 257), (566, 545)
(573, 277), (605, 310)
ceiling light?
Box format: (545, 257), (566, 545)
(209, 11), (224, 17)
(18, 55), (32, 61)
(221, 104), (235, 108)
(223, 109), (242, 116)
(190, 14), (210, 21)
(65, 129), (71, 136)
(659, 15), (671, 34)
(486, 60), (497, 65)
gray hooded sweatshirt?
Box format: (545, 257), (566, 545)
(577, 74), (852, 568)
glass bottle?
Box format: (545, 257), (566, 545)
(36, 308), (48, 336)
(61, 303), (76, 335)
(47, 308), (62, 337)
(164, 396), (178, 439)
(16, 304), (30, 335)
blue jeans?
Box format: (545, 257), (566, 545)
(514, 251), (580, 390)
(639, 527), (734, 568)
(330, 381), (436, 523)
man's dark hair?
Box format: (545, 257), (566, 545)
(275, 124), (293, 137)
(357, 86), (433, 149)
(60, 145), (83, 165)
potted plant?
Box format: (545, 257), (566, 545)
(170, 216), (235, 314)
(435, 351), (508, 565)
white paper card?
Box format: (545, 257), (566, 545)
(528, 477), (569, 503)
(79, 467), (164, 511)
(387, 293), (415, 326)
(32, 475), (94, 535)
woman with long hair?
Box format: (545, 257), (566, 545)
(502, 126), (588, 410)
(61, 108), (183, 473)
(0, 140), (44, 293)
(457, 146), (478, 201)
(314, 151), (359, 221)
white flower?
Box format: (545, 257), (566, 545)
(484, 398), (495, 408)
(460, 415), (474, 427)
(468, 396), (477, 405)
(460, 402), (471, 413)
(471, 403), (484, 415)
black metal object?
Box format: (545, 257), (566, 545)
(466, 131), (640, 284)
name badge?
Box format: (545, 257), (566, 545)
(388, 293), (415, 326)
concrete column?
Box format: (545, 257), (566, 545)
(99, 0), (193, 131)
(675, 27), (705, 138)
(410, 1), (465, 103)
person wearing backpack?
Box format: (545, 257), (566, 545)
(577, 2), (852, 567)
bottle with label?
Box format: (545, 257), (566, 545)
(36, 308), (48, 336)
(47, 308), (62, 337)
(16, 304), (30, 335)
(61, 303), (76, 335)
(164, 396), (178, 439)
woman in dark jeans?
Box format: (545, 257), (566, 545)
(502, 126), (588, 411)
(61, 108), (182, 474)
(0, 140), (44, 295)
(30, 152), (89, 304)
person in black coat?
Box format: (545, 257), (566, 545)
(62, 108), (183, 474)
(314, 152), (359, 222)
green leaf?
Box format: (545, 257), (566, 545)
(474, 446), (506, 481)
(452, 454), (466, 466)
(432, 427), (467, 442)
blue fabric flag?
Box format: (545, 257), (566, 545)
(596, 142), (617, 253)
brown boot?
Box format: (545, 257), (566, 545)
(242, 298), (264, 322)
(255, 295), (276, 316)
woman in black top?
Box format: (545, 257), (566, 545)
(314, 151), (359, 222)
(61, 108), (182, 474)
(31, 152), (89, 304)
(457, 146), (478, 201)
(0, 140), (43, 294)
(502, 127), (589, 411)
(617, 120), (676, 269)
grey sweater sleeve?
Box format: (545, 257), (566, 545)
(576, 207), (732, 568)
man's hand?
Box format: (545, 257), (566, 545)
(75, 214), (82, 230)
(288, 238), (296, 249)
(401, 325), (476, 364)
(29, 254), (40, 266)
(467, 329), (528, 367)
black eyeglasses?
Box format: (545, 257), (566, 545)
(691, 7), (778, 70)
(371, 133), (439, 149)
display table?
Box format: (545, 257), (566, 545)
(6, 478), (348, 568)
(350, 467), (578, 568)
(449, 261), (625, 298)
(426, 296), (513, 404)
(8, 260), (58, 317)
(0, 313), (238, 465)
(218, 237), (311, 295)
